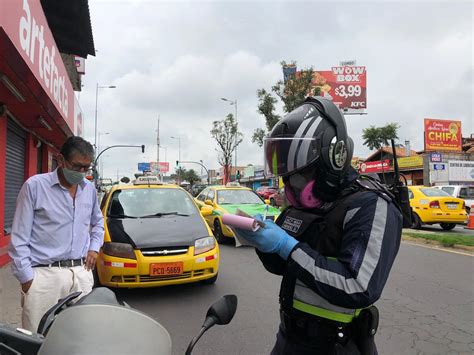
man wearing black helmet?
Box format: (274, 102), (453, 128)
(235, 97), (402, 354)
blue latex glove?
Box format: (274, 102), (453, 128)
(234, 214), (298, 260)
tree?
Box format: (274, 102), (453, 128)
(362, 123), (400, 150)
(210, 113), (243, 184)
(253, 61), (318, 146)
(171, 166), (187, 184)
(184, 169), (200, 186)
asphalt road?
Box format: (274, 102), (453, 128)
(117, 242), (473, 355)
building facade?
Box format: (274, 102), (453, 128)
(0, 0), (94, 265)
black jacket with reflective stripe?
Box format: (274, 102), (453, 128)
(256, 182), (403, 311)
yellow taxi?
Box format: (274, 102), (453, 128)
(408, 186), (468, 230)
(96, 176), (219, 288)
(195, 182), (281, 243)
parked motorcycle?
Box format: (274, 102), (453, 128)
(0, 287), (238, 355)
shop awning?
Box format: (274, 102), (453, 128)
(40, 0), (95, 58)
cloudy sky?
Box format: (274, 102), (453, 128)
(77, 0), (473, 180)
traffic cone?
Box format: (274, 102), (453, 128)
(466, 204), (474, 230)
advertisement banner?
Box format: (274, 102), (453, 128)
(316, 67), (367, 113)
(448, 160), (474, 182)
(149, 162), (159, 174)
(0, 0), (75, 131)
(424, 119), (462, 151)
(359, 160), (391, 174)
(397, 156), (423, 169)
(138, 162), (150, 172)
(158, 162), (169, 173)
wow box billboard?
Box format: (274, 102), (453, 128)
(283, 64), (367, 114)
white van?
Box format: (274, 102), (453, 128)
(436, 185), (474, 213)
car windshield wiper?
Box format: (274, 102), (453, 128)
(139, 212), (191, 218)
(108, 214), (138, 219)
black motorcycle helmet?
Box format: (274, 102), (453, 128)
(264, 96), (354, 200)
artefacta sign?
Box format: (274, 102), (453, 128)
(0, 0), (76, 132)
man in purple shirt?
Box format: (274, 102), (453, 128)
(8, 136), (104, 331)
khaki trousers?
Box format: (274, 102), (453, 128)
(21, 266), (93, 332)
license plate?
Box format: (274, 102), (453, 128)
(150, 262), (183, 276)
(446, 204), (457, 210)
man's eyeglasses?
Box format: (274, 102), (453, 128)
(65, 160), (93, 172)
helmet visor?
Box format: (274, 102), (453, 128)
(264, 137), (319, 177)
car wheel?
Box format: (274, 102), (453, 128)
(411, 213), (422, 229)
(214, 220), (228, 244)
(202, 273), (218, 285)
(270, 198), (276, 206)
(440, 223), (456, 231)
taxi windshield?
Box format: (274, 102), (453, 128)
(217, 190), (264, 205)
(108, 188), (198, 218)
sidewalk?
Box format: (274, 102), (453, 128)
(0, 263), (21, 327)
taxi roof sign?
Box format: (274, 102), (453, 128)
(134, 176), (162, 185)
(225, 182), (241, 187)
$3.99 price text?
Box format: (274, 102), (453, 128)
(334, 85), (362, 98)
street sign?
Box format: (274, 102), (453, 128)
(433, 163), (445, 171)
(430, 153), (442, 162)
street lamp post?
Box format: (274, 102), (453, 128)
(94, 83), (116, 154)
(97, 131), (110, 155)
(221, 97), (238, 173)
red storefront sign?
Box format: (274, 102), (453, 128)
(424, 119), (462, 152)
(0, 0), (77, 133)
(359, 159), (391, 173)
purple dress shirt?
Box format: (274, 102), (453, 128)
(8, 169), (104, 283)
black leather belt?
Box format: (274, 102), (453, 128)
(32, 258), (85, 268)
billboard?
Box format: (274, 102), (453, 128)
(149, 162), (170, 174)
(359, 160), (391, 174)
(424, 119), (462, 152)
(138, 162), (150, 172)
(289, 65), (367, 114)
(448, 160), (474, 182)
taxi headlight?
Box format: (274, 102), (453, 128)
(103, 242), (137, 260)
(194, 237), (216, 255)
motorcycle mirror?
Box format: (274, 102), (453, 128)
(204, 294), (238, 326)
(185, 295), (237, 355)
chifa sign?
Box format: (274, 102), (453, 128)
(424, 119), (462, 152)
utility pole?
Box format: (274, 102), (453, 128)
(156, 116), (160, 177)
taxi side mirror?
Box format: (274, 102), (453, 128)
(264, 199), (270, 205)
(200, 205), (213, 217)
(205, 199), (213, 206)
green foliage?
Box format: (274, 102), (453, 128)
(403, 232), (474, 247)
(362, 123), (400, 150)
(210, 113), (243, 181)
(254, 60), (315, 147)
(185, 169), (200, 186)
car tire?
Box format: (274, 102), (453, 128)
(214, 220), (228, 244)
(270, 198), (276, 207)
(440, 223), (456, 231)
(202, 273), (218, 285)
(411, 213), (422, 229)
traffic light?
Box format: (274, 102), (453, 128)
(141, 145), (145, 153)
(236, 170), (241, 180)
(176, 160), (179, 167)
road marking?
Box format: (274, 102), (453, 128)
(402, 241), (473, 257)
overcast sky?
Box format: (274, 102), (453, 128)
(77, 0), (473, 180)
